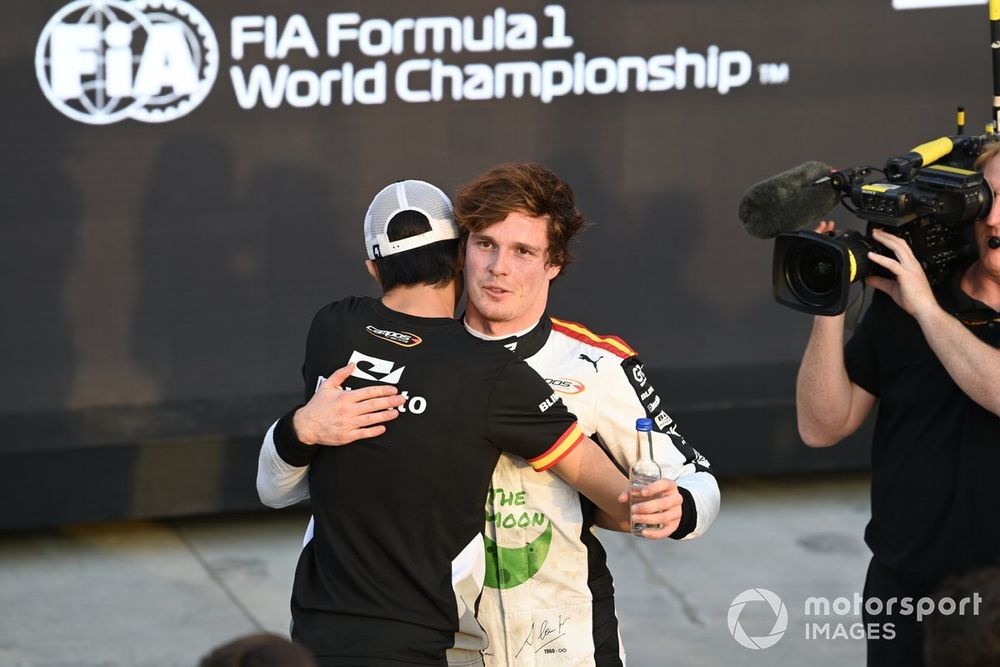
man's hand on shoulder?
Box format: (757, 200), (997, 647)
(293, 363), (405, 446)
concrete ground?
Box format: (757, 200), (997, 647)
(0, 472), (874, 666)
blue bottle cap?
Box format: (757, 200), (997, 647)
(635, 418), (653, 431)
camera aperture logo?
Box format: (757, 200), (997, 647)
(36, 0), (218, 125)
(728, 588), (789, 650)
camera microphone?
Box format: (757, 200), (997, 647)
(738, 161), (841, 239)
(989, 237), (1000, 249)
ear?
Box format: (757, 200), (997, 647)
(365, 259), (382, 287)
(545, 262), (562, 282)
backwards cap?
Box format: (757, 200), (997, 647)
(363, 180), (458, 260)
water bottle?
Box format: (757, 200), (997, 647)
(630, 417), (662, 535)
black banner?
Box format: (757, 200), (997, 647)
(3, 0), (990, 417)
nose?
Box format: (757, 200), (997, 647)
(985, 183), (1000, 227)
(487, 248), (509, 275)
(986, 202), (1000, 228)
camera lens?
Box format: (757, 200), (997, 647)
(786, 245), (841, 306)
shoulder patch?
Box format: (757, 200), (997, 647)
(550, 316), (636, 359)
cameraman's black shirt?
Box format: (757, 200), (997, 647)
(845, 275), (1000, 589)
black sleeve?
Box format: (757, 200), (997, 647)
(272, 406), (318, 467)
(670, 487), (697, 540)
(487, 359), (583, 471)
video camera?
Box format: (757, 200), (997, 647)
(772, 133), (995, 316)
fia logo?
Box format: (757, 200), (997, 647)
(35, 0), (218, 125)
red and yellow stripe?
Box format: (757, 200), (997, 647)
(528, 422), (584, 471)
(550, 317), (636, 359)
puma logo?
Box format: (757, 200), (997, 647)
(579, 353), (603, 372)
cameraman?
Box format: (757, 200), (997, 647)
(795, 144), (1000, 666)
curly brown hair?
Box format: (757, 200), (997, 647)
(453, 163), (586, 275)
(974, 140), (1000, 170)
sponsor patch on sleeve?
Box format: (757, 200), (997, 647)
(621, 357), (686, 443)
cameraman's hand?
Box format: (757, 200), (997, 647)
(865, 228), (938, 319)
(814, 220), (836, 235)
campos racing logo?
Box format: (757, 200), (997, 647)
(545, 377), (585, 395)
(36, 0), (218, 124)
(365, 325), (422, 348)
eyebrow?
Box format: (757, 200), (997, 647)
(514, 242), (544, 254)
(472, 232), (544, 252)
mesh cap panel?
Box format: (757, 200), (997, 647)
(363, 180), (457, 259)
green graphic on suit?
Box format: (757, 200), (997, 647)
(483, 520), (553, 589)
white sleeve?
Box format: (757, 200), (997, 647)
(595, 354), (720, 540)
(256, 419), (311, 508)
(674, 470), (720, 541)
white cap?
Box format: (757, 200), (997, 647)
(363, 180), (458, 260)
